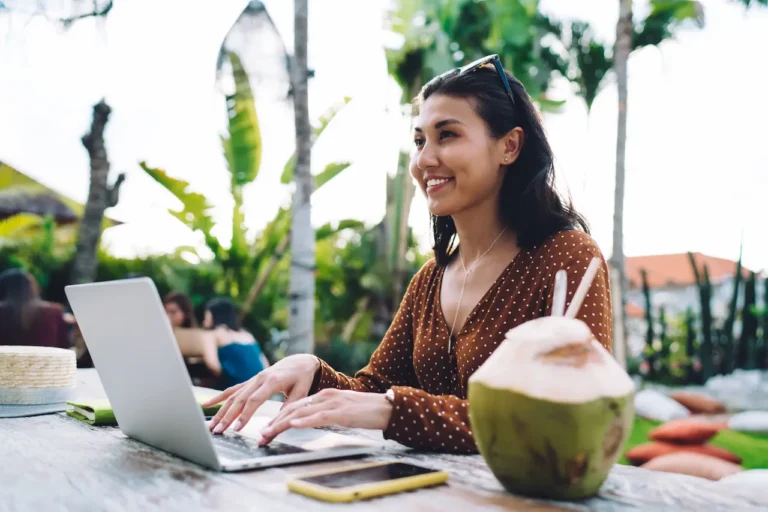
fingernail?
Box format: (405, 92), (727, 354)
(290, 419), (301, 427)
(234, 420), (243, 431)
(214, 423), (224, 434)
(260, 427), (271, 437)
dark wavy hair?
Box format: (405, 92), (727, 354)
(205, 297), (240, 331)
(414, 66), (589, 266)
(0, 268), (43, 344)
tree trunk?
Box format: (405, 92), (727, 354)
(70, 99), (124, 285)
(287, 0), (314, 355)
(611, 0), (632, 367)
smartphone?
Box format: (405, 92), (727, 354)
(287, 461), (449, 503)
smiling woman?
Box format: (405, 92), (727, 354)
(203, 55), (613, 454)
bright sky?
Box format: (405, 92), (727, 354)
(0, 0), (767, 271)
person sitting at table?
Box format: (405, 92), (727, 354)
(204, 55), (613, 454)
(164, 291), (199, 328)
(0, 268), (72, 349)
(197, 297), (270, 389)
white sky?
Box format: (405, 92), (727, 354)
(0, 0), (767, 271)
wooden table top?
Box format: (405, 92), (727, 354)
(1, 369), (765, 511)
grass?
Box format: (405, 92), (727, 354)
(619, 417), (768, 469)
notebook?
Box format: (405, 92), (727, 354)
(67, 393), (222, 425)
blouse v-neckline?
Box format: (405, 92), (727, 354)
(435, 249), (523, 341)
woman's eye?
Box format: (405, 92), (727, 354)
(439, 130), (455, 140)
(414, 138), (425, 147)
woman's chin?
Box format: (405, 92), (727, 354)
(427, 200), (457, 218)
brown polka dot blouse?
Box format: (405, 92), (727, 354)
(309, 229), (613, 454)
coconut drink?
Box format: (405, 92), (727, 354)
(467, 259), (636, 500)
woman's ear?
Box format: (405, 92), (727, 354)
(499, 127), (524, 165)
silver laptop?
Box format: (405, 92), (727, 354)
(64, 278), (378, 472)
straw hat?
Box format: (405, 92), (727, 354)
(0, 346), (76, 405)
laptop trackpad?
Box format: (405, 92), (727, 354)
(217, 415), (377, 451)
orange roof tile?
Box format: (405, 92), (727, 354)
(625, 302), (646, 319)
(626, 252), (751, 289)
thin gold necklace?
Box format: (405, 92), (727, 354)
(448, 226), (507, 353)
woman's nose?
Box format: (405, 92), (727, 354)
(415, 141), (439, 171)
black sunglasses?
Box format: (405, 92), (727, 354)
(427, 54), (516, 108)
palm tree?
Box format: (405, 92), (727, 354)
(287, 0), (314, 355)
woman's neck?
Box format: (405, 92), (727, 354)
(451, 200), (517, 265)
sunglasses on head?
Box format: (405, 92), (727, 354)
(427, 54), (516, 108)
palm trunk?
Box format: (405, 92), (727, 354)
(610, 0), (632, 366)
(70, 99), (124, 285)
(288, 0), (314, 355)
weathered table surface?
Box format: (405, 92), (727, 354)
(1, 370), (766, 512)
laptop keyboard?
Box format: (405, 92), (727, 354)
(211, 432), (308, 460)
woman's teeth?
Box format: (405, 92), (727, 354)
(427, 178), (452, 187)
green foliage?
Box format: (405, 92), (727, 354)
(633, 1), (705, 50)
(385, 0), (568, 107)
(314, 337), (379, 377)
(0, 215), (72, 298)
(567, 21), (611, 112)
(738, 272), (758, 368)
(689, 252), (715, 380)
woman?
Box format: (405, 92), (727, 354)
(199, 298), (270, 389)
(0, 268), (71, 349)
(205, 55), (613, 453)
(164, 291), (198, 328)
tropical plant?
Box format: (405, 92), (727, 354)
(140, 52), (354, 328)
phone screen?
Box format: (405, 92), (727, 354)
(297, 462), (439, 489)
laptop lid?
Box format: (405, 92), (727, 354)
(65, 278), (221, 470)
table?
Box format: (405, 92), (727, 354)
(1, 370), (765, 512)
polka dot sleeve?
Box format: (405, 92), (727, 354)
(544, 234), (613, 352)
(307, 267), (424, 395)
(382, 387), (476, 453)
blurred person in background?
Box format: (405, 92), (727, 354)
(164, 291), (198, 328)
(0, 268), (71, 349)
(200, 297), (269, 389)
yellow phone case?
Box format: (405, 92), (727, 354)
(287, 461), (450, 503)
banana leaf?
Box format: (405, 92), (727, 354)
(280, 97), (352, 184)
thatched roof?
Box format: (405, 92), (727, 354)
(0, 161), (121, 227)
(0, 189), (78, 224)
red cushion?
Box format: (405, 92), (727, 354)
(668, 391), (726, 414)
(649, 418), (725, 444)
(641, 452), (742, 480)
(625, 442), (742, 465)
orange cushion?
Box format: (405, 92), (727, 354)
(641, 452), (743, 480)
(625, 442), (742, 465)
(649, 418), (725, 444)
(668, 391), (726, 414)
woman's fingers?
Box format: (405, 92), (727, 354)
(203, 382), (246, 408)
(259, 399), (332, 445)
(210, 378), (262, 432)
(232, 379), (285, 431)
(288, 409), (339, 430)
(208, 387), (246, 431)
(280, 381), (310, 411)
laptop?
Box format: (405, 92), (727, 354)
(64, 278), (378, 472)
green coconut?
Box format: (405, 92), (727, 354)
(468, 316), (635, 501)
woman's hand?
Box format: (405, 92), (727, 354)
(257, 388), (394, 446)
(204, 354), (321, 434)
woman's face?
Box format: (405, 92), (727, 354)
(410, 94), (519, 217)
(164, 302), (186, 328)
